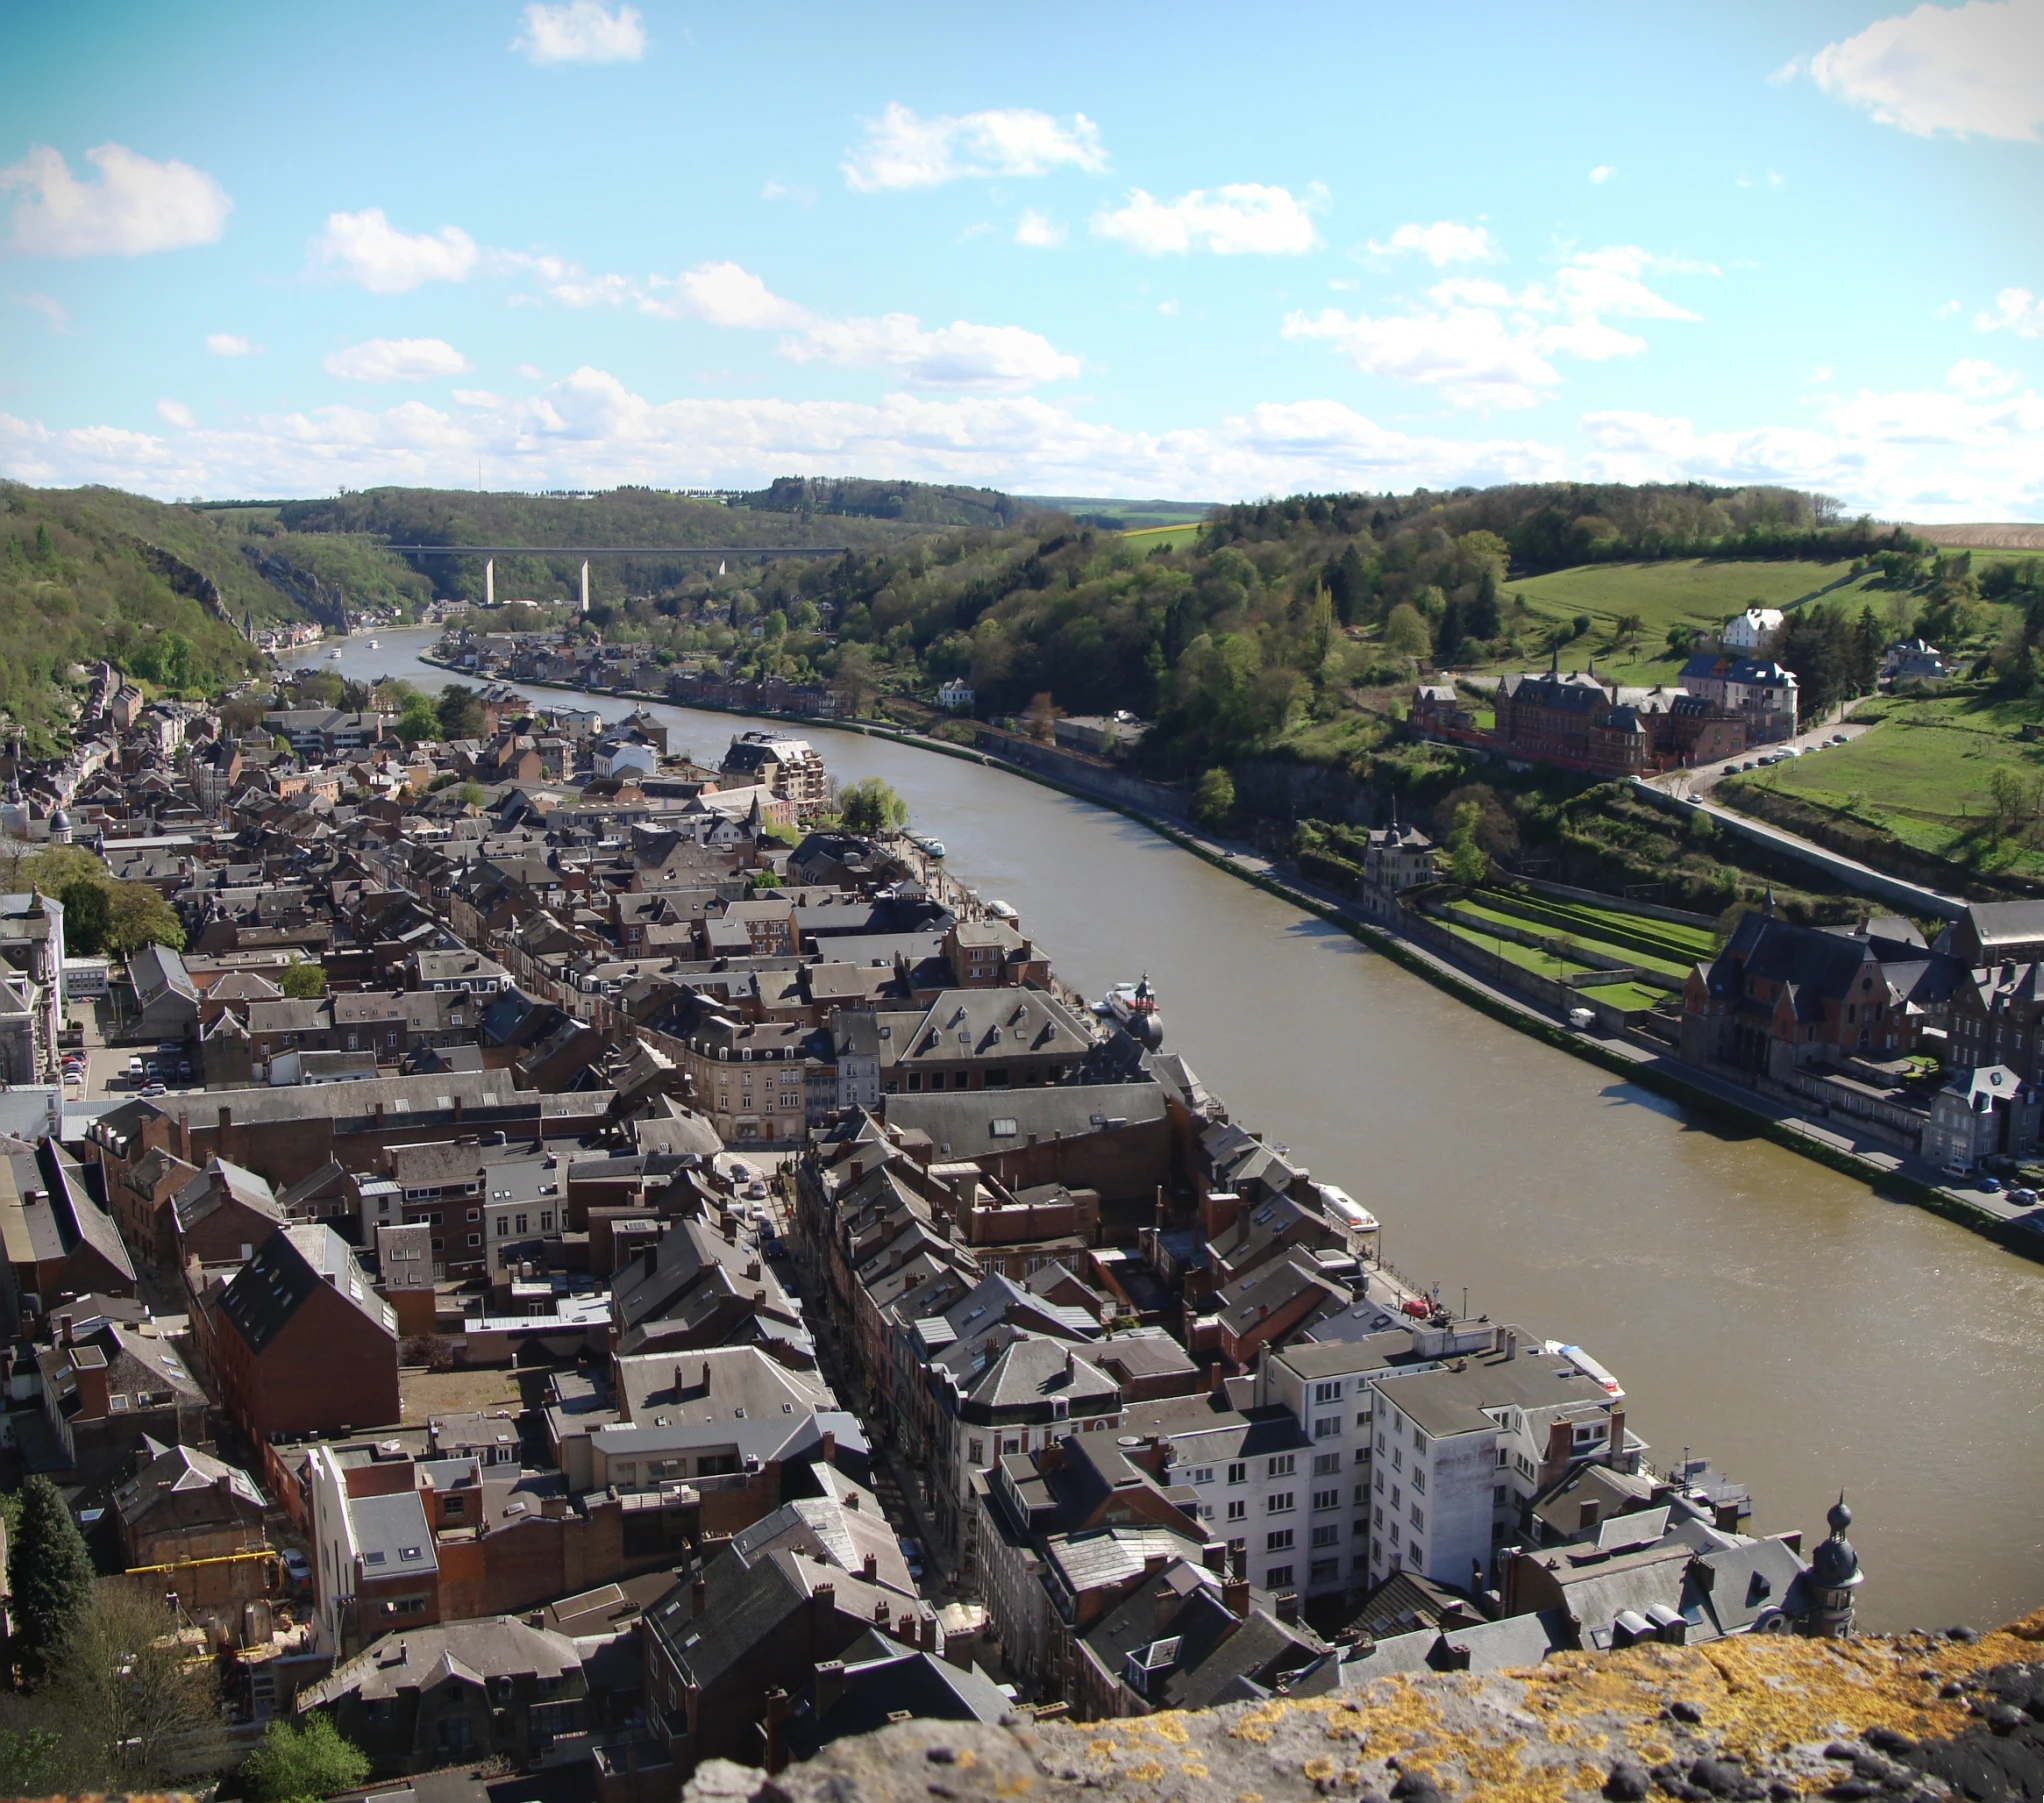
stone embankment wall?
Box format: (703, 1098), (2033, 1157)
(690, 1612), (2044, 1803)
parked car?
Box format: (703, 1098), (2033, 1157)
(2008, 1187), (2038, 1205)
(176, 1059), (192, 1080)
(1980, 1176), (2003, 1194)
(140, 1081), (167, 1097)
(1831, 733), (1849, 744)
(279, 1548), (312, 1590)
(126, 1055), (145, 1082)
(1722, 763), (1740, 775)
(1742, 760), (1758, 770)
(899, 1536), (924, 1580)
(746, 1180), (768, 1200)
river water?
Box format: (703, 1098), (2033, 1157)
(328, 628), (2044, 1631)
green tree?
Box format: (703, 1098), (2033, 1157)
(1193, 767), (1235, 828)
(104, 883), (185, 956)
(58, 877), (109, 956)
(1434, 599), (1466, 666)
(396, 691), (440, 744)
(458, 782), (486, 808)
(838, 777), (908, 834)
(52, 1583), (227, 1787)
(435, 684), (485, 739)
(1446, 801), (1487, 887)
(829, 643), (881, 717)
(1465, 563), (1501, 640)
(1381, 603), (1432, 661)
(8, 1476), (93, 1684)
(0, 1727), (62, 1797)
(279, 962), (327, 999)
(238, 1712), (370, 1803)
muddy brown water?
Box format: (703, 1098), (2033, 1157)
(336, 628), (2044, 1629)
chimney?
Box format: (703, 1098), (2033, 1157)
(1142, 1551), (1168, 1577)
(874, 1597), (890, 1624)
(812, 1580), (835, 1635)
(1578, 1501), (1601, 1533)
(745, 1260), (760, 1280)
(701, 1360), (712, 1392)
(861, 1552), (877, 1581)
(1221, 1577), (1250, 1615)
(69, 1347), (109, 1419)
(1275, 1591), (1300, 1626)
(918, 1608), (937, 1654)
(216, 1472), (235, 1503)
(1504, 1328), (1518, 1361)
(814, 1660), (845, 1716)
(822, 1429), (836, 1467)
(1201, 1542), (1228, 1573)
(691, 1575), (707, 1615)
(1153, 1585), (1176, 1634)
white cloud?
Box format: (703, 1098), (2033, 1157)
(7, 362), (2041, 520)
(515, 363), (546, 381)
(1289, 244), (1707, 407)
(205, 332), (261, 356)
(512, 1), (646, 64)
(649, 261), (810, 330)
(1978, 286), (2044, 335)
(1802, 0), (2044, 140)
(1093, 184), (1320, 256)
(1590, 165), (1616, 184)
(1366, 220), (1500, 266)
(13, 292), (68, 330)
(1015, 208), (1065, 248)
(843, 102), (1106, 192)
(1286, 307), (1563, 409)
(321, 337), (472, 382)
(155, 398), (195, 428)
(311, 208), (478, 294)
(522, 258), (1078, 392)
(0, 142), (230, 257)
(1949, 358), (2020, 396)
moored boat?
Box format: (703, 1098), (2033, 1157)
(1099, 973), (1164, 1049)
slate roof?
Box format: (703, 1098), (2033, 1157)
(115, 1440), (264, 1525)
(218, 1224), (395, 1353)
(302, 1617), (582, 1708)
(782, 1649), (1008, 1764)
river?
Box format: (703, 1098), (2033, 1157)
(325, 627), (2044, 1631)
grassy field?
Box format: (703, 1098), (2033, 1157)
(1724, 688), (2044, 875)
(1577, 980), (1667, 1012)
(1118, 523), (1203, 551)
(1478, 557), (1895, 686)
(1450, 897), (1692, 977)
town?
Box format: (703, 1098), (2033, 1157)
(0, 651), (1879, 1798)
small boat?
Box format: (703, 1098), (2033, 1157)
(327, 648), (343, 660)
(367, 638), (379, 649)
(909, 832), (947, 860)
(985, 898), (1018, 923)
(1099, 973), (1164, 1049)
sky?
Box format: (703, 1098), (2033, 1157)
(1, 0), (2042, 517)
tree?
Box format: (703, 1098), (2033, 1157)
(239, 1713), (369, 1803)
(1381, 603), (1432, 661)
(458, 782), (486, 808)
(396, 691), (439, 745)
(838, 777), (907, 835)
(52, 1583), (226, 1787)
(1433, 599), (1466, 666)
(1988, 765), (2027, 842)
(829, 643), (881, 717)
(435, 684), (484, 739)
(1446, 802), (1488, 888)
(58, 877), (109, 957)
(0, 1727), (62, 1798)
(1021, 691), (1060, 742)
(1194, 767), (1235, 828)
(279, 962), (327, 999)
(8, 1476), (93, 1684)
(104, 883), (185, 956)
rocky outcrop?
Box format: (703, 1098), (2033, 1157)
(691, 1612), (2044, 1803)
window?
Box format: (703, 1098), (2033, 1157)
(1314, 1417), (1341, 1440)
(1313, 1381), (1342, 1405)
(1226, 1499), (1246, 1522)
(1266, 1492), (1294, 1515)
(1311, 1557), (1340, 1584)
(1354, 1448), (1369, 1467)
(1494, 1485), (1509, 1508)
(1226, 1462), (1246, 1485)
(1312, 1488), (1340, 1511)
(1392, 1447), (1403, 1472)
(969, 1438), (983, 1464)
(1411, 1469), (1425, 1494)
(1376, 1432), (1387, 1455)
(1190, 1466), (1214, 1485)
(1312, 1452), (1341, 1477)
(540, 1210), (553, 1232)
(1356, 1411), (1370, 1429)
(1413, 1427), (1427, 1452)
(1374, 1469), (1385, 1493)
(1267, 1454), (1295, 1478)
(494, 1217), (508, 1237)
(514, 1214), (527, 1234)
(1411, 1506), (1425, 1532)
(1355, 1484), (1369, 1505)
(1353, 1518), (1369, 1538)
(467, 1233), (480, 1247)
(1266, 1564), (1293, 1589)
(1264, 1529), (1294, 1553)
(1391, 1485), (1401, 1510)
(1311, 1524), (1340, 1548)
(1374, 1505), (1384, 1529)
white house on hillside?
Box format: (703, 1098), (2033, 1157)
(1723, 608), (1784, 651)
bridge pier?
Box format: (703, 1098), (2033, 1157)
(484, 556), (494, 607)
(580, 559), (589, 613)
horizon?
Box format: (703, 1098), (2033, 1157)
(1, 2), (2040, 517)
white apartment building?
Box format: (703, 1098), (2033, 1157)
(1120, 1394), (1314, 1598)
(1364, 1328), (1639, 1595)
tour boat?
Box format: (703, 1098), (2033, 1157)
(909, 832), (947, 859)
(1099, 974), (1164, 1049)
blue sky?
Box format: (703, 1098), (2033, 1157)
(2, 0), (2041, 515)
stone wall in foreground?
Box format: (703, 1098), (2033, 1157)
(689, 1611), (2044, 1803)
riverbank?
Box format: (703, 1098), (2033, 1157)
(415, 653), (2042, 1265)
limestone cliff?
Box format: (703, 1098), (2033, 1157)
(691, 1611), (2044, 1803)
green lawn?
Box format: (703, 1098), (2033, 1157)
(1470, 557), (1894, 686)
(1723, 688), (2044, 875)
(1449, 897), (1691, 978)
(1438, 918), (1596, 980)
(1118, 523), (1202, 552)
(1576, 981), (1668, 1013)
(1472, 887), (1718, 959)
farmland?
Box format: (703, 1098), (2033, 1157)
(1475, 556), (1894, 685)
(1722, 688), (2044, 877)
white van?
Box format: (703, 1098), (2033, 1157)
(126, 1055), (145, 1083)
